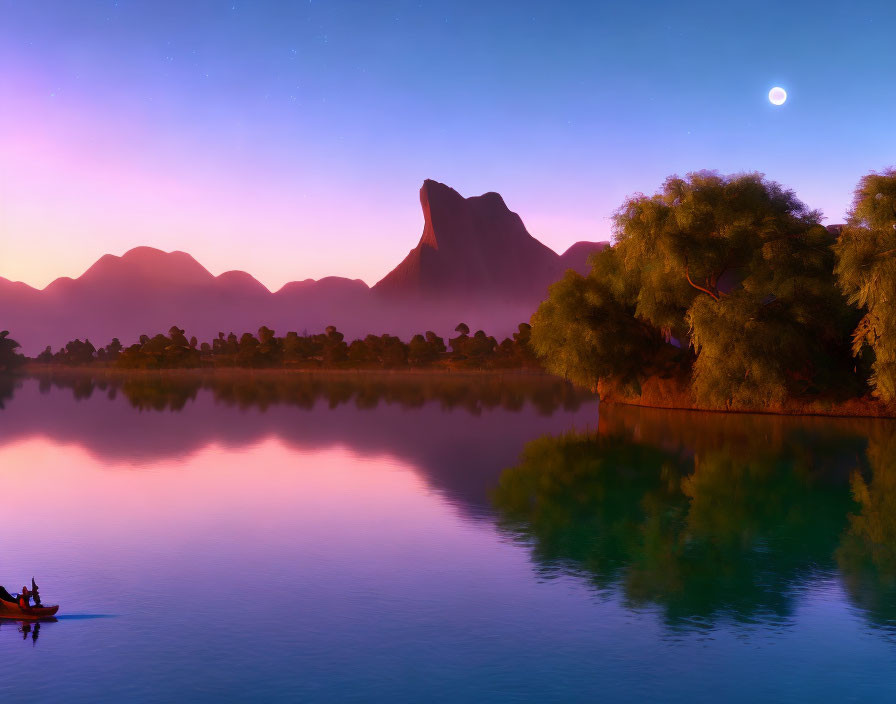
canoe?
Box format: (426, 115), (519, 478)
(0, 599), (59, 620)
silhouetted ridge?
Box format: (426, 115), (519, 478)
(0, 180), (607, 354)
(374, 180), (564, 301)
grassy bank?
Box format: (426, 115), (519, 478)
(597, 375), (896, 419)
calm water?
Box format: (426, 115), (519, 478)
(2, 371), (896, 703)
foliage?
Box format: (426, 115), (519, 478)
(532, 171), (857, 408)
(530, 269), (667, 391)
(834, 168), (896, 401)
(0, 330), (26, 371)
(33, 323), (540, 371)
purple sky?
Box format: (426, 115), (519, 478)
(2, 1), (894, 291)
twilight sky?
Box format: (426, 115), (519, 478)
(1, 0), (894, 291)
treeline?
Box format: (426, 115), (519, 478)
(531, 168), (896, 410)
(32, 323), (539, 370)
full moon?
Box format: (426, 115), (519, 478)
(768, 86), (787, 106)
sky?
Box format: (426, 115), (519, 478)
(1, 0), (894, 291)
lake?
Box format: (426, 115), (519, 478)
(1, 371), (896, 703)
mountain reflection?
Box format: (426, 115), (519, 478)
(493, 405), (896, 632)
(0, 372), (598, 519)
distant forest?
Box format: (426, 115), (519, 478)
(14, 323), (538, 371)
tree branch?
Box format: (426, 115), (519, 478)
(684, 258), (720, 301)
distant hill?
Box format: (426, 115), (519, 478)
(0, 181), (607, 354)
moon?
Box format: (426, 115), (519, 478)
(768, 86), (787, 106)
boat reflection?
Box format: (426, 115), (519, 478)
(0, 619), (55, 644)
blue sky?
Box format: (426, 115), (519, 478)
(1, 0), (894, 288)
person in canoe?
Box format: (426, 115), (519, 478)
(18, 585), (31, 609)
(0, 578), (57, 618)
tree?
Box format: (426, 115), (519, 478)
(466, 330), (498, 362)
(322, 326), (348, 364)
(407, 335), (432, 365)
(534, 171), (852, 407)
(531, 269), (666, 391)
(105, 338), (123, 361)
(256, 326), (281, 365)
(236, 332), (260, 366)
(449, 323), (471, 359)
(835, 168), (896, 401)
(0, 331), (25, 371)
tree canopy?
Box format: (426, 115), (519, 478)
(0, 330), (25, 371)
(532, 170), (862, 409)
(834, 169), (896, 401)
(33, 323), (540, 371)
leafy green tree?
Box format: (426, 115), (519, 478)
(531, 269), (666, 390)
(408, 334), (432, 365)
(0, 331), (25, 371)
(425, 331), (446, 355)
(256, 326), (281, 366)
(322, 326), (348, 364)
(105, 338), (123, 361)
(467, 330), (498, 361)
(348, 338), (373, 365)
(534, 171), (853, 407)
(449, 323), (471, 359)
(58, 338), (97, 365)
(834, 168), (896, 401)
(378, 334), (408, 367)
(236, 332), (260, 366)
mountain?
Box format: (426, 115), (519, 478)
(0, 248), (371, 355)
(374, 180), (608, 302)
(0, 181), (607, 354)
(558, 241), (610, 275)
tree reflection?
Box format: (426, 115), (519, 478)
(26, 370), (592, 415)
(492, 408), (896, 631)
(0, 374), (18, 409)
(836, 428), (896, 627)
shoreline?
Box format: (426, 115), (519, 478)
(597, 376), (896, 420)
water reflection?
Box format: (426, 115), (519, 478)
(6, 371), (896, 637)
(493, 404), (896, 633)
(0, 619), (52, 644)
(5, 373), (896, 699)
(26, 369), (592, 415)
(0, 372), (598, 519)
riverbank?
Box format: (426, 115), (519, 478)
(597, 375), (896, 419)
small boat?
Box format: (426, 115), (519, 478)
(0, 598), (59, 620)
